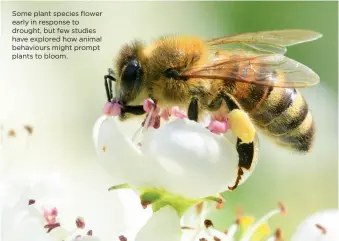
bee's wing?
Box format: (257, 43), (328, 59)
(207, 29), (322, 55)
(180, 54), (320, 88)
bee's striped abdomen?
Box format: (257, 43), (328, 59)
(228, 63), (314, 152)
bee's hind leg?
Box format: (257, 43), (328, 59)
(228, 139), (255, 190)
(209, 93), (256, 191)
(188, 97), (199, 122)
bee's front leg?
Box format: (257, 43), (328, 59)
(122, 105), (146, 115)
(104, 69), (116, 102)
(188, 97), (199, 122)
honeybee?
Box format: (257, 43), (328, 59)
(104, 30), (321, 190)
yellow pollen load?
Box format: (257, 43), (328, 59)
(228, 109), (256, 143)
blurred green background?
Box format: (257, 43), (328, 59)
(1, 1), (338, 240)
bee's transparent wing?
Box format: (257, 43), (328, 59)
(180, 54), (320, 88)
(207, 29), (322, 55)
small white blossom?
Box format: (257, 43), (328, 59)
(93, 116), (257, 199)
(291, 209), (339, 241)
(0, 181), (100, 241)
(0, 122), (152, 241)
(180, 201), (285, 241)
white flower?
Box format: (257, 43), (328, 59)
(179, 201), (286, 241)
(93, 116), (257, 199)
(0, 179), (100, 241)
(117, 198), (286, 241)
(291, 209), (339, 241)
(0, 122), (154, 241)
(0, 183), (120, 241)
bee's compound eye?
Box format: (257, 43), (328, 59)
(121, 58), (141, 91)
(121, 58), (141, 85)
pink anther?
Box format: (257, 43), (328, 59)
(207, 118), (230, 134)
(171, 106), (187, 119)
(103, 101), (122, 116)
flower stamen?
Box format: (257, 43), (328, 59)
(266, 228), (283, 241)
(141, 200), (152, 209)
(181, 226), (195, 230)
(213, 236), (221, 241)
(278, 202), (286, 215)
(215, 195), (225, 210)
(44, 222), (61, 233)
(315, 223), (327, 234)
(275, 228), (283, 240)
(240, 203), (286, 241)
(43, 207), (58, 224)
(76, 216), (86, 229)
(119, 235), (128, 241)
(24, 125), (34, 135)
(204, 219), (214, 228)
(8, 129), (16, 137)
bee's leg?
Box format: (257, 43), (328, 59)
(188, 97), (199, 122)
(209, 93), (255, 191)
(104, 68), (116, 102)
(122, 105), (146, 115)
(228, 139), (255, 190)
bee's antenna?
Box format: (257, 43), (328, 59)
(104, 68), (116, 102)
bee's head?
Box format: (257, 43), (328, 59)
(115, 41), (148, 106)
(106, 41), (148, 120)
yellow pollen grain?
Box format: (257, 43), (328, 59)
(102, 145), (106, 152)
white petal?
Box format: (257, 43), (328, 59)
(117, 189), (152, 239)
(291, 209), (339, 241)
(141, 119), (239, 198)
(93, 116), (164, 186)
(135, 206), (181, 241)
(180, 205), (201, 229)
(180, 202), (214, 229)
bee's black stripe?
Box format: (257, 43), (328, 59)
(251, 88), (295, 126)
(278, 115), (314, 152)
(237, 65), (273, 112)
(267, 91), (309, 135)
